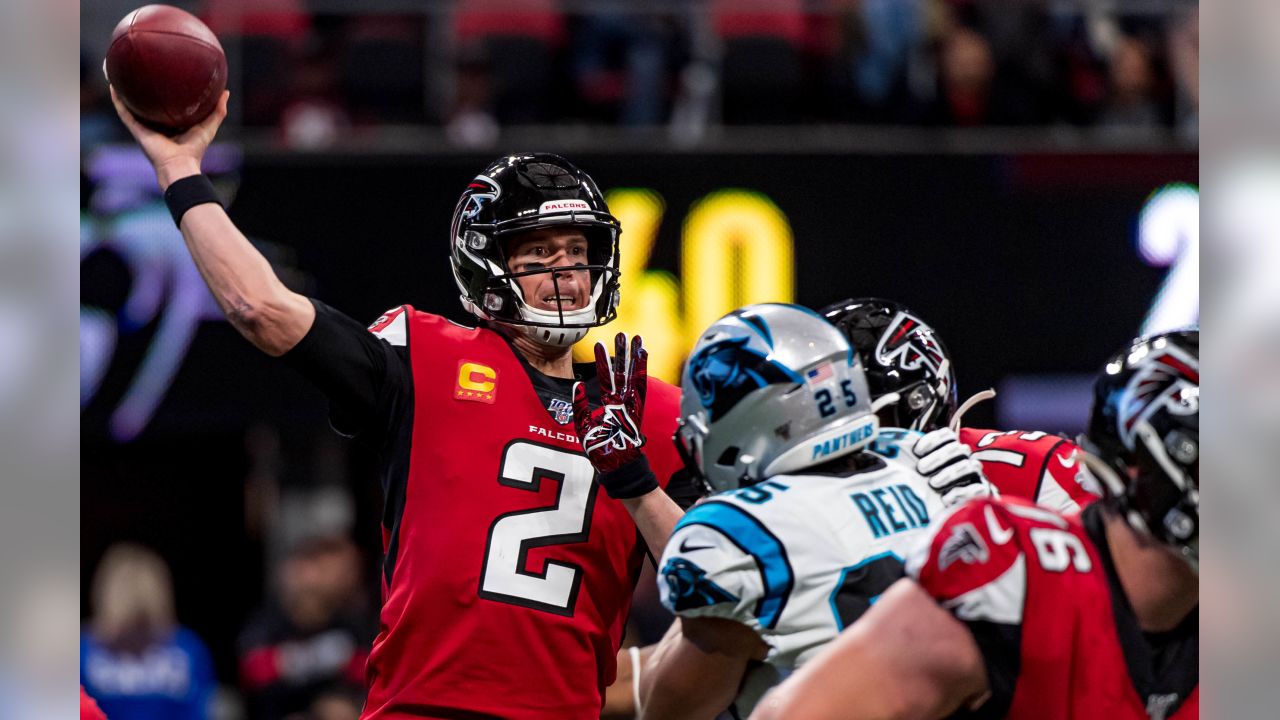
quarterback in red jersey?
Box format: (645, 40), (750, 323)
(751, 330), (1199, 720)
(823, 298), (1101, 512)
(110, 84), (693, 720)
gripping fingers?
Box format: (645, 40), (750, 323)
(916, 440), (971, 476)
(913, 427), (957, 458)
(927, 458), (985, 492)
(940, 480), (993, 506)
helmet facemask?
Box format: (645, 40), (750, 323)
(449, 154), (622, 347)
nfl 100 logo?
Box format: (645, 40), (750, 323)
(548, 398), (574, 425)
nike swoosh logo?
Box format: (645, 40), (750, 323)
(1056, 451), (1077, 468)
(984, 506), (1014, 545)
(679, 539), (716, 553)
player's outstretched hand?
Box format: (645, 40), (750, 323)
(912, 427), (996, 507)
(573, 333), (658, 499)
(109, 85), (230, 189)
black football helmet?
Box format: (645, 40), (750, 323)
(449, 152), (621, 346)
(1081, 330), (1199, 570)
(821, 298), (957, 431)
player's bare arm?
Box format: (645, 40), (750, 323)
(109, 87), (314, 356)
(640, 616), (766, 720)
(602, 644), (657, 719)
(750, 579), (989, 720)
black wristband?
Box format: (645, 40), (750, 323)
(164, 174), (223, 227)
(597, 454), (659, 500)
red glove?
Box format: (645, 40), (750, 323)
(573, 333), (657, 498)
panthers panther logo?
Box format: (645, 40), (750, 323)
(662, 557), (739, 612)
(688, 337), (797, 421)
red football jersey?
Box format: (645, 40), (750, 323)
(907, 498), (1198, 720)
(361, 307), (684, 719)
(959, 428), (1101, 513)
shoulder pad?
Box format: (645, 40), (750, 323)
(367, 305), (409, 346)
(659, 500), (794, 630)
(906, 498), (1036, 625)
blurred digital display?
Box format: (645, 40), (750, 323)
(1138, 183), (1199, 336)
(80, 146), (239, 441)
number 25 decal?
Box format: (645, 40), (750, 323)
(816, 379), (858, 418)
(479, 441), (599, 616)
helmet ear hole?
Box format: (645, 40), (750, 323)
(716, 447), (740, 467)
(906, 386), (932, 411)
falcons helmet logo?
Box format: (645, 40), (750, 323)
(874, 312), (949, 377)
(457, 175), (501, 221)
(1116, 345), (1200, 451)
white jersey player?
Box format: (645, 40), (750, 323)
(640, 304), (991, 720)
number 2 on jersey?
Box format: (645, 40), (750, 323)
(479, 441), (598, 616)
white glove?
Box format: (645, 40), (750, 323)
(912, 428), (996, 507)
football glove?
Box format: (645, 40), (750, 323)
(573, 333), (657, 499)
(912, 427), (996, 507)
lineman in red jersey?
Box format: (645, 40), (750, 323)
(959, 428), (1100, 513)
(110, 87), (693, 719)
(822, 298), (1102, 512)
(750, 330), (1199, 720)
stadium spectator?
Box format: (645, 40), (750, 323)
(931, 26), (997, 125)
(1098, 34), (1163, 128)
(1168, 9), (1198, 138)
(569, 8), (673, 125)
(237, 535), (374, 720)
(80, 544), (216, 720)
(842, 0), (924, 121)
(445, 49), (500, 147)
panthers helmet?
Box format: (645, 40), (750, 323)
(449, 153), (621, 347)
(821, 298), (957, 431)
(676, 304), (879, 494)
(1082, 330), (1199, 570)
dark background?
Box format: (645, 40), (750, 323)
(81, 148), (1196, 678)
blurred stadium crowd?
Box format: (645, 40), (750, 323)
(83, 535), (376, 720)
(83, 0), (1198, 149)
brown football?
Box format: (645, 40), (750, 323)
(104, 4), (227, 131)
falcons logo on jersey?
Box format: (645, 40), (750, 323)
(1116, 345), (1200, 450)
(874, 311), (948, 376)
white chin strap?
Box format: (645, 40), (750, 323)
(513, 321), (590, 348)
(515, 303), (598, 347)
(460, 295), (595, 348)
(949, 388), (997, 431)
